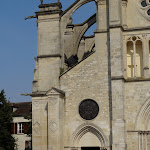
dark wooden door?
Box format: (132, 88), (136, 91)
(81, 147), (100, 150)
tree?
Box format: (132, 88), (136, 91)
(0, 90), (16, 150)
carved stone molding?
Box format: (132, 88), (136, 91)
(48, 97), (58, 105)
(49, 121), (58, 133)
(122, 0), (128, 7)
(46, 87), (65, 97)
(95, 0), (106, 5)
(33, 122), (40, 135)
(136, 0), (150, 21)
(142, 34), (147, 38)
(48, 146), (53, 150)
(33, 100), (40, 107)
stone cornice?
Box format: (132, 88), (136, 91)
(38, 3), (62, 9)
(35, 10), (62, 16)
(127, 130), (150, 134)
(37, 54), (61, 59)
(36, 2), (62, 16)
(22, 87), (65, 97)
(95, 0), (106, 5)
(21, 92), (46, 97)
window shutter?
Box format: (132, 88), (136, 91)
(24, 123), (28, 134)
(11, 123), (14, 134)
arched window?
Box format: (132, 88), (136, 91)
(127, 41), (134, 77)
(127, 36), (143, 78)
(136, 40), (143, 77)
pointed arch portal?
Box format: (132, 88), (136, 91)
(136, 97), (150, 131)
(70, 123), (108, 150)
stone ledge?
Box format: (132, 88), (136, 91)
(125, 77), (150, 82)
(35, 10), (62, 16)
(111, 76), (150, 82)
(39, 3), (62, 9)
(36, 54), (61, 59)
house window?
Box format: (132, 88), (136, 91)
(127, 36), (143, 78)
(18, 123), (24, 134)
(12, 123), (17, 134)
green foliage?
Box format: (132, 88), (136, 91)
(24, 111), (32, 149)
(60, 68), (64, 75)
(0, 90), (16, 150)
(24, 115), (32, 137)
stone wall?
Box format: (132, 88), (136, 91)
(60, 51), (110, 148)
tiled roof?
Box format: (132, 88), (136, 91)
(11, 102), (32, 117)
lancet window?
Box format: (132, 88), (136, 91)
(126, 36), (143, 78)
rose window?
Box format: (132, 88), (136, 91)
(140, 0), (150, 16)
(79, 99), (99, 120)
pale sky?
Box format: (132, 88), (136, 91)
(0, 0), (96, 102)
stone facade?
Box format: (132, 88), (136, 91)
(29, 0), (150, 150)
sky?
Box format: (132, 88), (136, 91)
(0, 0), (96, 103)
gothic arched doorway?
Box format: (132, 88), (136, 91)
(71, 123), (108, 150)
(135, 97), (150, 150)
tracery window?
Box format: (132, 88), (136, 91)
(140, 0), (150, 17)
(127, 36), (143, 78)
(79, 99), (99, 120)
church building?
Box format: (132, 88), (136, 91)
(28, 0), (150, 149)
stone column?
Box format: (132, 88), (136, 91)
(47, 88), (65, 150)
(109, 0), (126, 150)
(122, 0), (128, 29)
(142, 34), (149, 78)
(32, 96), (43, 150)
(95, 0), (110, 149)
(96, 0), (107, 32)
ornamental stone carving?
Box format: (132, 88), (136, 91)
(33, 122), (40, 135)
(137, 0), (150, 20)
(79, 99), (99, 120)
(48, 97), (58, 105)
(49, 121), (58, 133)
(33, 100), (40, 107)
